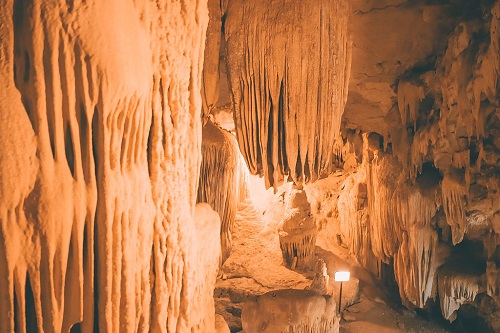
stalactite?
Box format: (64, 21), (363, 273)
(224, 0), (351, 189)
(438, 263), (485, 322)
(409, 123), (440, 179)
(468, 2), (500, 137)
(366, 153), (442, 308)
(342, 133), (445, 308)
(334, 1), (500, 326)
(366, 153), (404, 262)
(279, 233), (317, 270)
(337, 172), (380, 274)
(393, 225), (441, 308)
(197, 120), (249, 263)
(382, 2), (500, 186)
(397, 80), (425, 131)
(441, 173), (468, 245)
(201, 0), (223, 118)
(241, 289), (339, 333)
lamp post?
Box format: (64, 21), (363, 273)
(334, 271), (350, 314)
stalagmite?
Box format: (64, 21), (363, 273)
(278, 187), (317, 270)
(306, 259), (330, 295)
(224, 0), (351, 189)
(241, 289), (339, 333)
(198, 120), (249, 263)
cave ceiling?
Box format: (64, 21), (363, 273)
(344, 0), (492, 134)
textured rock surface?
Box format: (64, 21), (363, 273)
(198, 120), (248, 263)
(241, 289), (339, 333)
(278, 187), (317, 270)
(218, 3), (498, 326)
(2, 0), (499, 331)
(224, 0), (351, 189)
(0, 0), (219, 332)
(333, 0), (499, 327)
(343, 0), (459, 133)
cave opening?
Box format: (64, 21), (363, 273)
(416, 162), (443, 191)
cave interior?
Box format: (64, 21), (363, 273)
(0, 0), (499, 332)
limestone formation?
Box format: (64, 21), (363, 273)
(306, 259), (330, 295)
(241, 289), (339, 333)
(438, 260), (485, 322)
(278, 187), (317, 270)
(328, 1), (500, 326)
(224, 0), (351, 189)
(0, 0), (219, 332)
(1, 0), (499, 331)
(198, 120), (248, 263)
(201, 0), (223, 119)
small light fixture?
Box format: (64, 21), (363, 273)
(334, 271), (350, 314)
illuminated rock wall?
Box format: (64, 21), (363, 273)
(0, 0), (220, 332)
(335, 1), (500, 325)
(224, 0), (351, 189)
(197, 120), (248, 263)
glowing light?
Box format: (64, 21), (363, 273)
(334, 271), (350, 282)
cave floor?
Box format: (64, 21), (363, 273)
(215, 175), (452, 333)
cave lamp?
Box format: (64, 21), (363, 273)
(334, 271), (350, 313)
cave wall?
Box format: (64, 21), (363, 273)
(0, 1), (220, 332)
(335, 0), (500, 325)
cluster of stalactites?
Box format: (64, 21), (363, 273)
(367, 154), (445, 308)
(277, 321), (337, 333)
(225, 0), (351, 190)
(441, 173), (468, 245)
(197, 120), (249, 263)
(337, 135), (445, 309)
(367, 151), (438, 263)
(279, 231), (317, 270)
(336, 126), (500, 321)
(438, 265), (485, 322)
(337, 172), (380, 273)
(388, 2), (500, 183)
(397, 80), (425, 133)
(394, 225), (440, 308)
